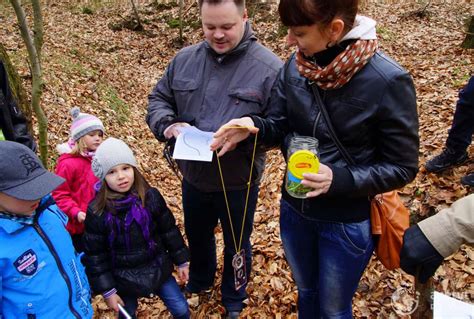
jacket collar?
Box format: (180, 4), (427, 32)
(0, 195), (52, 234)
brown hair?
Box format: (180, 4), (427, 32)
(93, 166), (150, 215)
(278, 0), (358, 31)
(198, 0), (245, 11)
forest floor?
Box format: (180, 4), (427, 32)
(0, 0), (473, 317)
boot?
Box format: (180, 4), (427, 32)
(425, 148), (468, 173)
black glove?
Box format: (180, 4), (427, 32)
(400, 224), (444, 283)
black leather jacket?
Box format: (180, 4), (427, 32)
(252, 51), (419, 222)
(83, 188), (189, 297)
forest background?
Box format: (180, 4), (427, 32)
(0, 0), (473, 317)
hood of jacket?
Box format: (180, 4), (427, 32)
(341, 15), (377, 42)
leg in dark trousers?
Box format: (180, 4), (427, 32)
(182, 180), (219, 292)
(446, 76), (474, 153)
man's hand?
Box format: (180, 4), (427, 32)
(105, 293), (124, 313)
(400, 225), (444, 283)
(77, 211), (86, 223)
(164, 122), (190, 139)
(300, 163), (333, 198)
(210, 117), (258, 157)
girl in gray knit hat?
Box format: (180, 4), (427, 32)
(83, 138), (190, 319)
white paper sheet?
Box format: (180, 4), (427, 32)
(433, 291), (474, 318)
(172, 126), (214, 162)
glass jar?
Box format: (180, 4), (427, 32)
(285, 136), (320, 198)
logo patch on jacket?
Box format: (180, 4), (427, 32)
(14, 249), (38, 276)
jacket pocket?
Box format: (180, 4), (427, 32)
(171, 78), (199, 91)
(228, 87), (264, 114)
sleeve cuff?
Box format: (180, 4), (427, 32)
(326, 165), (355, 196)
(102, 288), (117, 299)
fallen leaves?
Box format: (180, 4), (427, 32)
(1, 0), (473, 317)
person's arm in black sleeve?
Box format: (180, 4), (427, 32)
(0, 61), (36, 151)
(145, 188), (189, 266)
(82, 203), (116, 294)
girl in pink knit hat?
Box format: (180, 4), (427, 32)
(52, 107), (105, 251)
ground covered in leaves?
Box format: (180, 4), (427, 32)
(1, 0), (473, 317)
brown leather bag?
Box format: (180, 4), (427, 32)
(370, 191), (410, 270)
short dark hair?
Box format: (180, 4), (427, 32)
(279, 0), (358, 31)
(199, 0), (245, 11)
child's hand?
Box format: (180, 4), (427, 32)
(77, 211), (86, 223)
(178, 263), (189, 283)
(105, 293), (124, 313)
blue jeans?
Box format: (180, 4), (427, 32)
(182, 180), (258, 312)
(446, 76), (474, 153)
(280, 200), (374, 319)
(119, 276), (189, 319)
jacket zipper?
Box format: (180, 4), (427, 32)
(32, 222), (82, 319)
(301, 96), (324, 213)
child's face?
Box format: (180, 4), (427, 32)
(104, 164), (135, 193)
(82, 130), (103, 152)
(0, 192), (40, 216)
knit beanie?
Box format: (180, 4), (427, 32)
(70, 107), (105, 141)
(92, 138), (137, 180)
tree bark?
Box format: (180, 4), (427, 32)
(9, 0), (48, 166)
(0, 42), (33, 132)
(130, 0), (143, 31)
(461, 16), (474, 49)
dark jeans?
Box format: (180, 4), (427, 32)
(446, 76), (474, 153)
(280, 200), (374, 319)
(182, 180), (258, 312)
(119, 276), (189, 319)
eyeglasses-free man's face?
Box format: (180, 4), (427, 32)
(201, 1), (248, 55)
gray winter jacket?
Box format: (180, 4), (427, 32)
(147, 23), (283, 191)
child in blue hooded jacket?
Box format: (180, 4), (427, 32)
(0, 141), (93, 319)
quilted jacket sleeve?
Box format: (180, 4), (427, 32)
(52, 159), (81, 220)
(145, 188), (189, 266)
(82, 203), (115, 294)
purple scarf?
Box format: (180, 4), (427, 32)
(105, 193), (156, 262)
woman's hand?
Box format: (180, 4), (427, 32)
(210, 117), (258, 157)
(177, 263), (189, 283)
(301, 163), (333, 198)
(105, 293), (124, 313)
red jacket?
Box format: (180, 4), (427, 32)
(52, 153), (98, 234)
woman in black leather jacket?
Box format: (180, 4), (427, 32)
(211, 0), (418, 317)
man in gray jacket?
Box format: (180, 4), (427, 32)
(146, 0), (282, 316)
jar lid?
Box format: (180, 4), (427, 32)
(288, 150), (319, 179)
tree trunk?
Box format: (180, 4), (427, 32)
(9, 0), (48, 166)
(461, 16), (474, 49)
(130, 0), (143, 31)
(0, 42), (33, 133)
(414, 278), (433, 318)
(179, 0), (184, 42)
